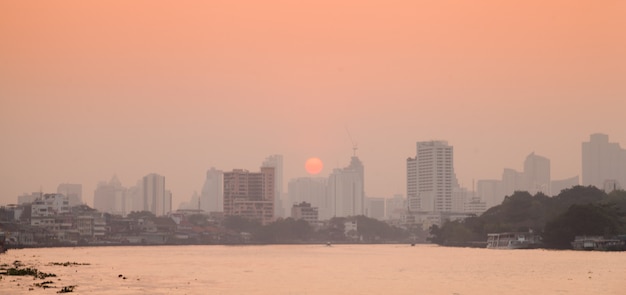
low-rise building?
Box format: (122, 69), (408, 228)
(291, 202), (319, 225)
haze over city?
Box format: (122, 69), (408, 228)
(1, 1), (625, 208)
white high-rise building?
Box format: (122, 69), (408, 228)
(142, 173), (170, 216)
(200, 167), (224, 212)
(582, 133), (626, 189)
(407, 141), (457, 212)
(287, 177), (328, 218)
(328, 156), (364, 218)
(262, 155), (284, 218)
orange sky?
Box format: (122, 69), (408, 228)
(1, 1), (625, 206)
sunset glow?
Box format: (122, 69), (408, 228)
(0, 1), (624, 206)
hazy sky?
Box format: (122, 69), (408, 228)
(1, 1), (625, 207)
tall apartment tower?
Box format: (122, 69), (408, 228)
(57, 183), (83, 206)
(200, 167), (224, 212)
(582, 133), (626, 189)
(406, 157), (418, 211)
(407, 141), (456, 212)
(327, 156), (364, 218)
(142, 173), (170, 216)
(223, 167), (275, 225)
(523, 152), (551, 195)
(261, 155), (284, 218)
(287, 177), (328, 218)
(93, 176), (126, 215)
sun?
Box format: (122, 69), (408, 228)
(305, 157), (324, 175)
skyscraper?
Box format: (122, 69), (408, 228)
(56, 183), (83, 206)
(328, 155), (364, 218)
(93, 176), (126, 215)
(406, 157), (418, 211)
(200, 167), (224, 212)
(287, 177), (327, 218)
(142, 173), (170, 216)
(407, 141), (456, 212)
(261, 155), (284, 218)
(523, 152), (551, 195)
(582, 133), (626, 189)
(223, 167), (275, 224)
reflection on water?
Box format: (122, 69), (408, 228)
(1, 244), (625, 294)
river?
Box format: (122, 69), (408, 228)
(1, 244), (624, 294)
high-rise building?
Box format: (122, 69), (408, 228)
(223, 167), (275, 225)
(142, 173), (170, 216)
(523, 152), (551, 195)
(582, 133), (626, 189)
(406, 157), (418, 211)
(365, 197), (385, 220)
(261, 155), (284, 218)
(327, 156), (364, 218)
(126, 180), (143, 214)
(551, 176), (579, 196)
(93, 176), (126, 215)
(407, 141), (456, 212)
(200, 167), (224, 212)
(477, 179), (502, 208)
(501, 168), (524, 197)
(287, 177), (328, 218)
(56, 183), (83, 206)
(385, 194), (406, 221)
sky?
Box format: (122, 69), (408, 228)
(1, 1), (625, 207)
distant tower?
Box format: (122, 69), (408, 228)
(223, 167), (275, 224)
(582, 133), (626, 189)
(262, 155), (284, 218)
(408, 141), (457, 212)
(200, 167), (224, 212)
(406, 157), (418, 211)
(93, 176), (126, 215)
(327, 155), (364, 218)
(57, 183), (83, 206)
(142, 173), (169, 216)
(288, 177), (328, 218)
(523, 152), (551, 195)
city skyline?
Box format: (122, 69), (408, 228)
(2, 1), (625, 207)
(6, 132), (625, 210)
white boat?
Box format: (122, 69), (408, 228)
(486, 232), (541, 249)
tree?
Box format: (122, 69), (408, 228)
(221, 215), (261, 233)
(543, 203), (623, 249)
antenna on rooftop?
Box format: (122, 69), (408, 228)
(345, 126), (358, 156)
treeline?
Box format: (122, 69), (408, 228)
(216, 215), (425, 244)
(430, 186), (626, 249)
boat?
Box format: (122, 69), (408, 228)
(572, 235), (626, 251)
(486, 232), (541, 249)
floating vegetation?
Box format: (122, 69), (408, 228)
(5, 259), (57, 279)
(34, 280), (55, 289)
(6, 266), (57, 279)
(47, 262), (91, 266)
(57, 285), (76, 293)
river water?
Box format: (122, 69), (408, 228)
(1, 244), (624, 294)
